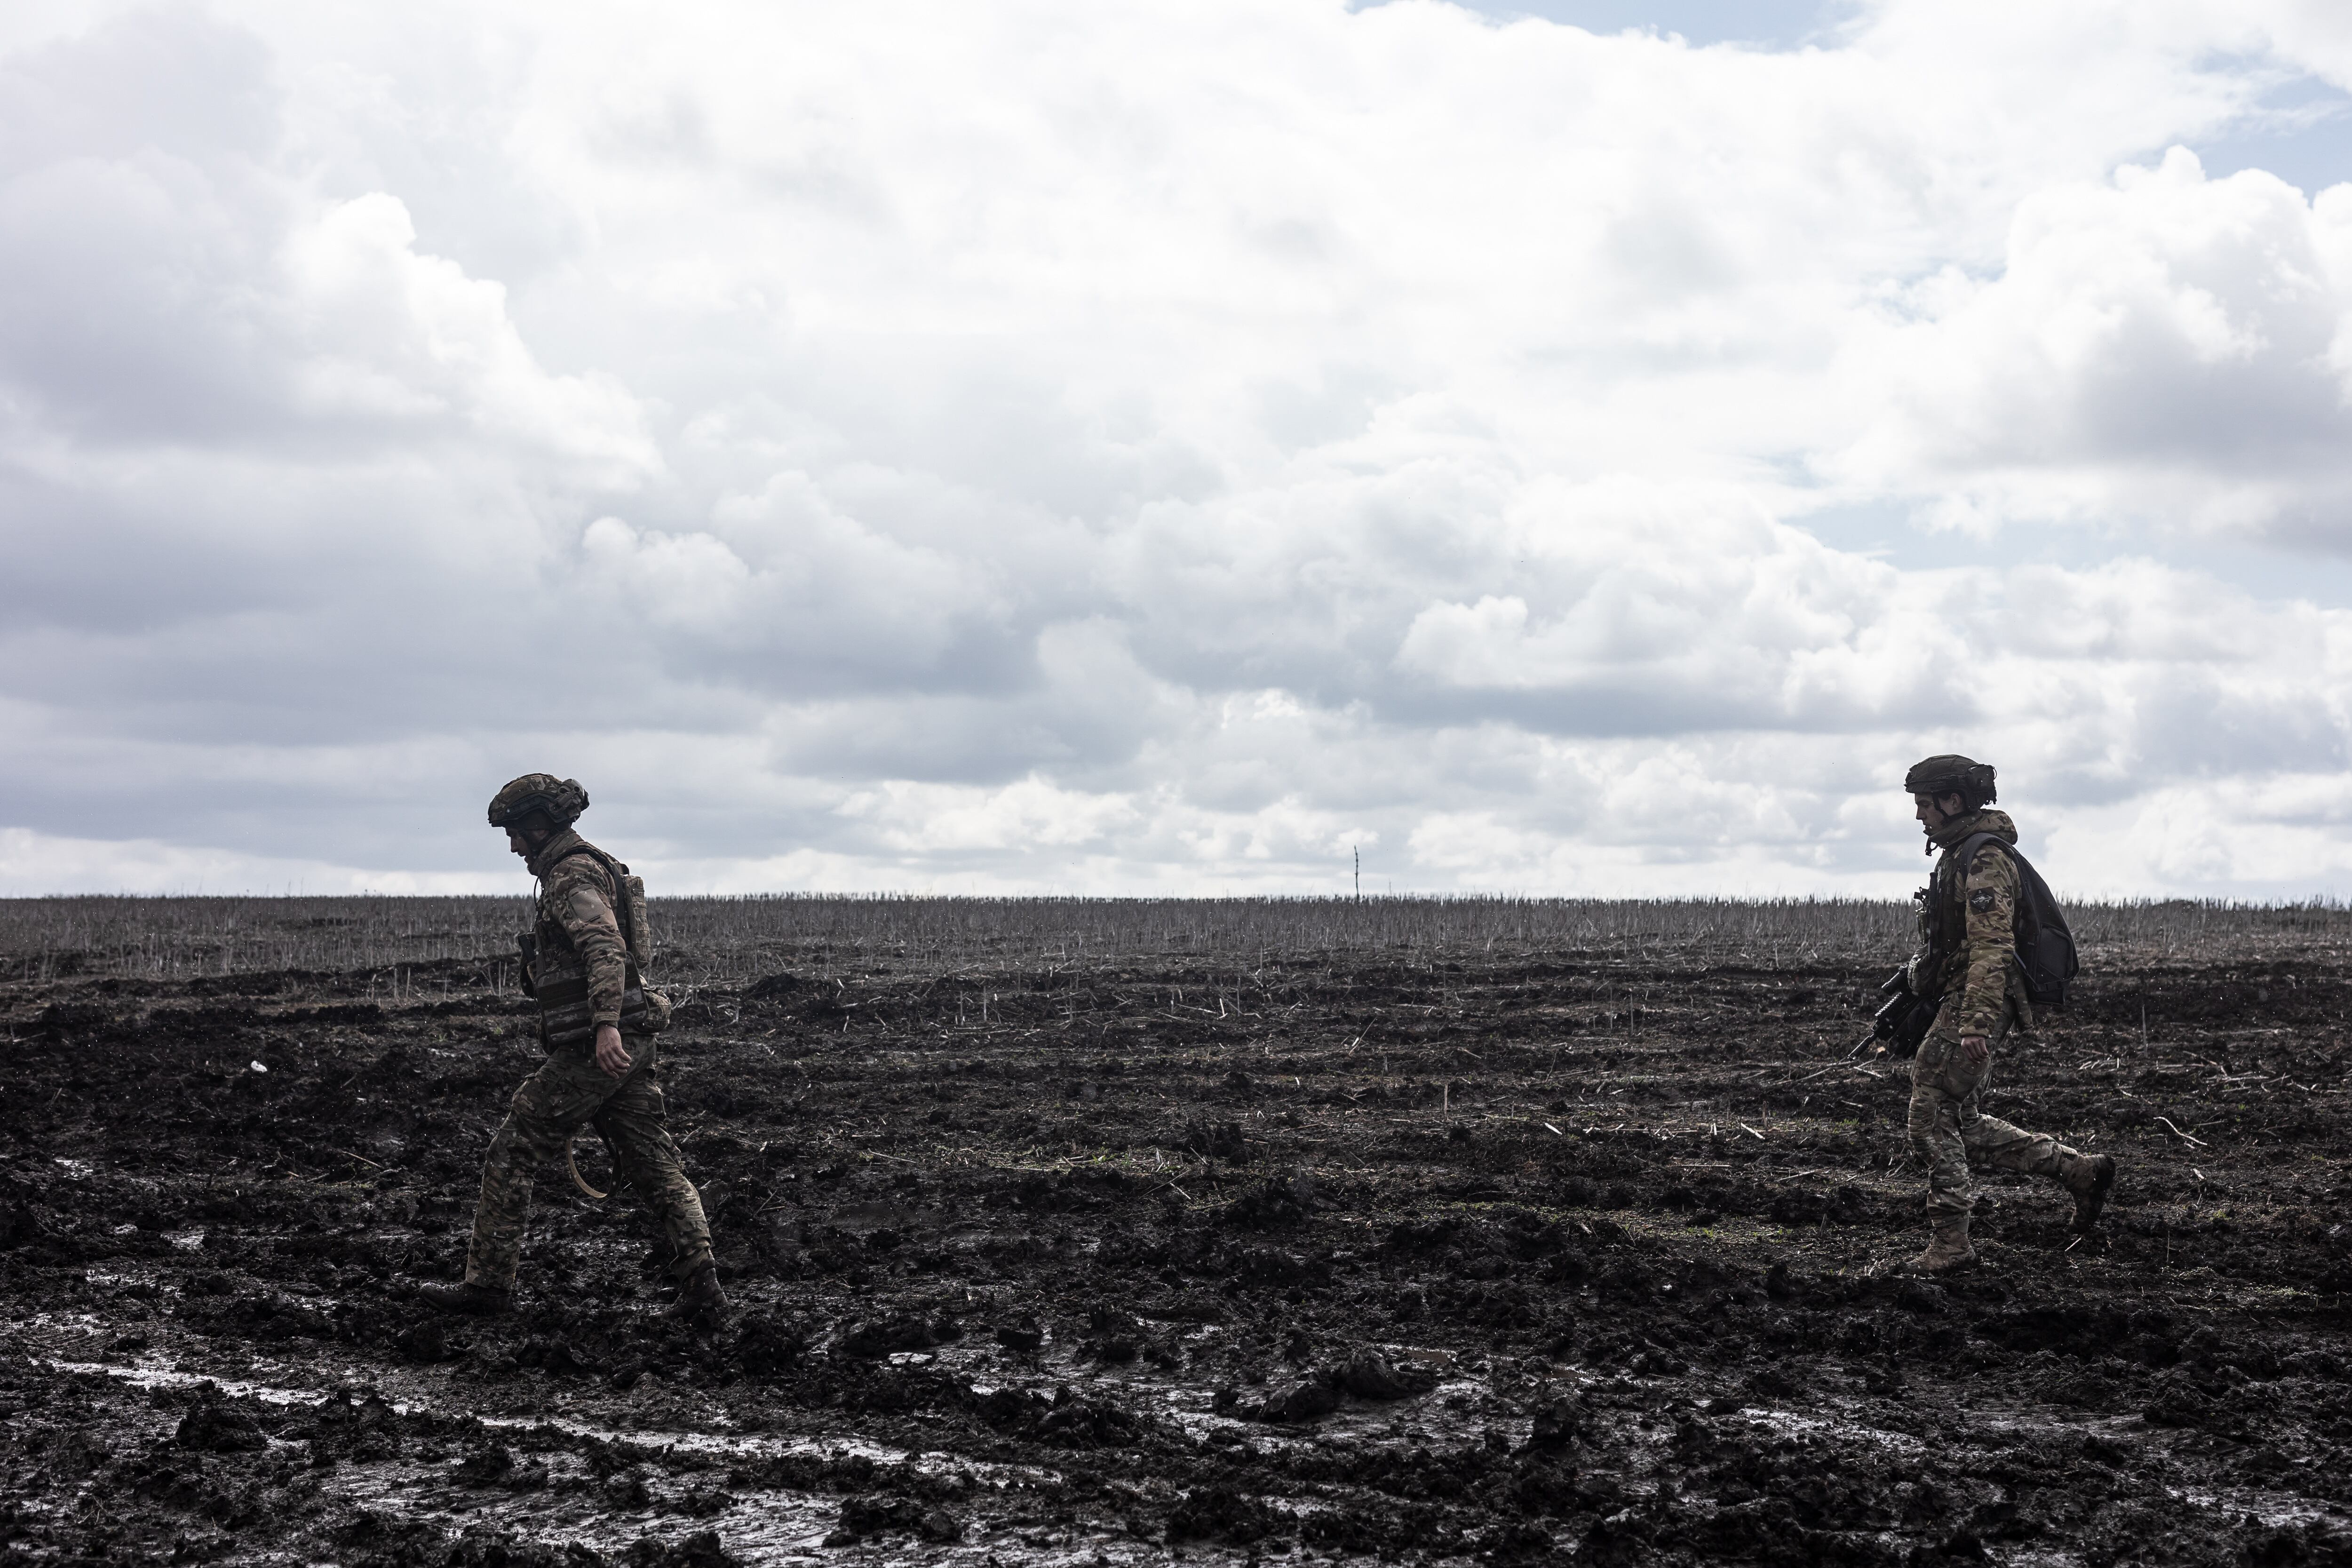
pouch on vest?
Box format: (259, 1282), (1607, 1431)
(614, 870), (653, 971)
(535, 967), (661, 1046)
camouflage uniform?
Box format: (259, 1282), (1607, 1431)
(461, 829), (712, 1292)
(1904, 809), (2085, 1220)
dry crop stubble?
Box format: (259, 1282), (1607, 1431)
(3, 895), (2351, 1564)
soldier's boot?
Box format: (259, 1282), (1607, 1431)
(668, 1264), (729, 1327)
(1904, 1213), (1978, 1274)
(413, 1279), (514, 1316)
(2063, 1153), (2117, 1232)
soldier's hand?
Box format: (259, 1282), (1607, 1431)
(1961, 1035), (1990, 1066)
(594, 1024), (632, 1078)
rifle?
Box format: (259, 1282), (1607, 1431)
(1867, 968), (1939, 1059)
(516, 932), (538, 1000)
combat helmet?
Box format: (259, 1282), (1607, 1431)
(487, 773), (589, 832)
(1903, 754), (1996, 806)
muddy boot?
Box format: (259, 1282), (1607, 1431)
(1903, 1213), (1978, 1274)
(2064, 1153), (2117, 1232)
(668, 1264), (729, 1327)
(412, 1279), (513, 1316)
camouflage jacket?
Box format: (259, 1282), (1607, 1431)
(1909, 808), (2036, 1038)
(524, 829), (631, 1030)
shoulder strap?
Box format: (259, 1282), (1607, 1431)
(1933, 832), (2011, 959)
(1954, 832), (2010, 874)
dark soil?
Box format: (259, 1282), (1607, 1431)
(6, 919), (2352, 1565)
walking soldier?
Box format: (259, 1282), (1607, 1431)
(414, 774), (727, 1323)
(1894, 755), (2115, 1273)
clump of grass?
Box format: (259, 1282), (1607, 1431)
(4, 892), (2344, 987)
(2064, 898), (2352, 963)
(646, 893), (1915, 985)
(0, 894), (529, 984)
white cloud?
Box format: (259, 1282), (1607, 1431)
(7, 0), (2352, 899)
(1841, 146), (2352, 539)
(284, 194), (658, 479)
(0, 827), (505, 897)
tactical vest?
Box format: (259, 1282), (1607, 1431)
(527, 842), (662, 1045)
(1913, 838), (1973, 996)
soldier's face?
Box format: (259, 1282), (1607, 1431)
(1913, 792), (1964, 829)
(506, 829), (532, 859)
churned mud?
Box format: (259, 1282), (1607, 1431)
(5, 901), (2352, 1566)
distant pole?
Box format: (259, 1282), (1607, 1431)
(1354, 846), (1360, 900)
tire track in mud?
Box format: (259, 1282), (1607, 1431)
(6, 939), (2352, 1564)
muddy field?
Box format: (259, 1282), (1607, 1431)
(5, 896), (2352, 1567)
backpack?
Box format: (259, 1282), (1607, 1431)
(556, 843), (655, 972)
(1952, 832), (2080, 1008)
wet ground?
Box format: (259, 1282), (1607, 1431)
(7, 914), (2352, 1566)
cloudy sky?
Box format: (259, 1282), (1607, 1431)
(8, 0), (2352, 899)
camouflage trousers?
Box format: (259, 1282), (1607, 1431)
(463, 1038), (713, 1291)
(1907, 1001), (2079, 1218)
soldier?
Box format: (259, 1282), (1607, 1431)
(1896, 755), (2115, 1273)
(414, 774), (728, 1323)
